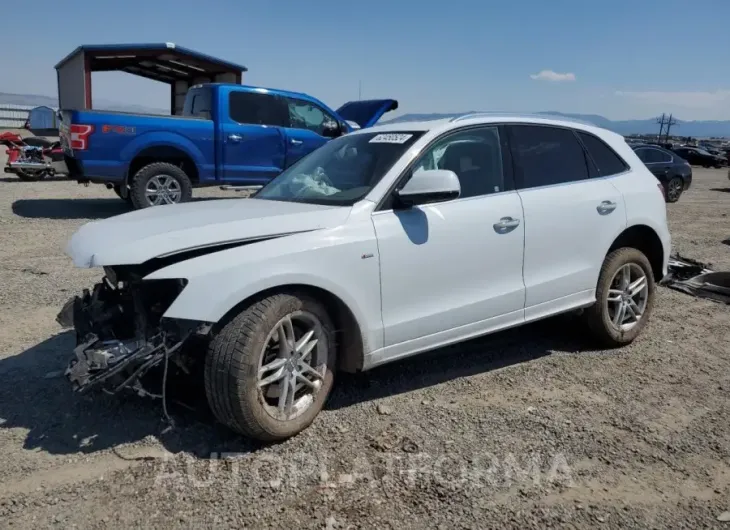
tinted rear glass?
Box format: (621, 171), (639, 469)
(508, 125), (590, 189)
(228, 91), (289, 126)
(183, 87), (212, 118)
(577, 132), (628, 176)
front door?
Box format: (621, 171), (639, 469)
(221, 90), (287, 183)
(280, 97), (335, 167)
(372, 126), (526, 359)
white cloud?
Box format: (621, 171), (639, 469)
(615, 89), (730, 109)
(530, 70), (576, 82)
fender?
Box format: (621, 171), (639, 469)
(120, 131), (207, 172)
(143, 224), (384, 354)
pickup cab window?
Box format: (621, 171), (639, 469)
(183, 87), (212, 119)
(229, 91), (289, 127)
(285, 98), (338, 135)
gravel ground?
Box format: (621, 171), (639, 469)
(0, 162), (729, 529)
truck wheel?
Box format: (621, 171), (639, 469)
(205, 293), (336, 441)
(113, 185), (133, 204)
(582, 247), (655, 347)
(129, 162), (192, 209)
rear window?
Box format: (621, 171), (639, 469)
(577, 132), (629, 176)
(183, 87), (212, 119)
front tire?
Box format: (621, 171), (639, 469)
(583, 248), (656, 347)
(129, 162), (192, 209)
(205, 293), (336, 441)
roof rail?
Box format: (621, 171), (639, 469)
(450, 112), (596, 127)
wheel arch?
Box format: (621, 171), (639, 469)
(212, 284), (366, 374)
(605, 224), (665, 281)
(127, 144), (199, 184)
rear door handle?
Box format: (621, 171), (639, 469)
(493, 216), (520, 233)
(290, 139), (303, 146)
(597, 200), (617, 215)
(228, 134), (243, 142)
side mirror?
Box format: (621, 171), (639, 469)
(322, 120), (341, 138)
(395, 169), (460, 208)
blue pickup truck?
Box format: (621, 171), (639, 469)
(60, 83), (398, 209)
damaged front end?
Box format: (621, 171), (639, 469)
(56, 267), (208, 396)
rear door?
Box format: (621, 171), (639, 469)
(634, 147), (672, 181)
(280, 97), (335, 167)
(507, 125), (628, 321)
(220, 90), (287, 183)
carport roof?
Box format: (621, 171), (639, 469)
(54, 43), (247, 84)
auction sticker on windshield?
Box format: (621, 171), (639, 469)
(369, 133), (414, 144)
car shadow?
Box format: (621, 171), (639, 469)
(0, 176), (70, 183)
(0, 315), (592, 458)
(710, 188), (730, 193)
(327, 315), (591, 410)
(11, 196), (238, 221)
(0, 330), (261, 458)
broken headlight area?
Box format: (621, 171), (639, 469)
(56, 268), (208, 396)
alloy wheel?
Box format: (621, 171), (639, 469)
(145, 175), (182, 205)
(257, 311), (327, 421)
(606, 263), (649, 331)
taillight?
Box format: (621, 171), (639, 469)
(69, 124), (94, 150)
(657, 182), (666, 200)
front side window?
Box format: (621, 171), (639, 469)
(286, 98), (337, 135)
(411, 126), (505, 198)
(229, 91), (289, 127)
(508, 125), (590, 189)
(254, 131), (424, 206)
(577, 132), (628, 176)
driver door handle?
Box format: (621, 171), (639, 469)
(228, 134), (242, 142)
(493, 216), (520, 233)
(597, 200), (617, 215)
(290, 139), (303, 145)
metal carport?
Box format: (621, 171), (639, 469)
(54, 42), (247, 115)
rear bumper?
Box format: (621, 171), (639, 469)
(64, 155), (125, 183)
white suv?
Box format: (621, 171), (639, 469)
(61, 113), (671, 441)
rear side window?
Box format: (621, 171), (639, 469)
(577, 132), (628, 176)
(229, 91), (289, 127)
(637, 147), (671, 164)
(508, 125), (589, 189)
(183, 88), (212, 119)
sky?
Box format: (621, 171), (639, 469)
(1, 0), (729, 121)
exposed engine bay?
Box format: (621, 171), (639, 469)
(56, 267), (208, 397)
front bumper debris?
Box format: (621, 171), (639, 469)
(65, 333), (156, 392)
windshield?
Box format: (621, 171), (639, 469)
(254, 131), (424, 206)
(696, 148), (712, 156)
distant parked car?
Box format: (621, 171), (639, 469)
(671, 146), (726, 168)
(632, 144), (692, 202)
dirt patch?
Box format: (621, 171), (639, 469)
(0, 169), (729, 528)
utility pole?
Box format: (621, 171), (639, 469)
(656, 113), (666, 141)
(358, 80), (362, 101)
(663, 113), (678, 142)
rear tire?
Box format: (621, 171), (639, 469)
(129, 162), (192, 209)
(14, 169), (48, 181)
(664, 177), (683, 203)
(113, 185), (133, 204)
(205, 293), (336, 441)
(583, 248), (655, 347)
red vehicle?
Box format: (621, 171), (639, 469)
(1, 132), (66, 180)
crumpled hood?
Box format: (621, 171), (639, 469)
(66, 198), (352, 267)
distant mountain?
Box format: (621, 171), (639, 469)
(0, 92), (167, 115)
(385, 111), (730, 138)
